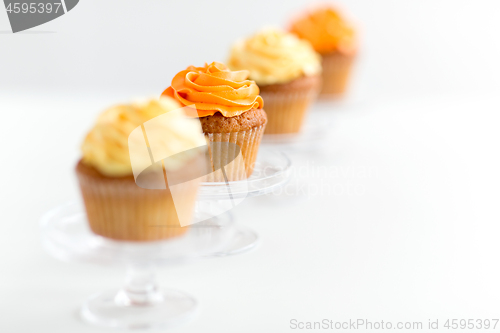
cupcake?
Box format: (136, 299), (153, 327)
(162, 62), (266, 182)
(228, 28), (321, 134)
(76, 97), (206, 241)
(290, 6), (357, 98)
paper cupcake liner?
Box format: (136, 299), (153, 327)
(76, 168), (199, 241)
(204, 124), (265, 182)
(320, 51), (356, 97)
(260, 88), (319, 134)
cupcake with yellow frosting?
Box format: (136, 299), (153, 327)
(290, 6), (357, 97)
(162, 62), (266, 182)
(228, 28), (321, 134)
(76, 97), (206, 241)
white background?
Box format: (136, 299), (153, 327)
(1, 0), (500, 332)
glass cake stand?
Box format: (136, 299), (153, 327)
(39, 148), (291, 330)
(40, 201), (235, 329)
(198, 148), (291, 256)
(198, 149), (292, 200)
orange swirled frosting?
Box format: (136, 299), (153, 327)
(81, 97), (206, 177)
(289, 7), (357, 55)
(162, 62), (264, 118)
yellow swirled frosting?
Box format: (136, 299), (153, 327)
(81, 97), (205, 177)
(227, 28), (321, 86)
(162, 62), (263, 118)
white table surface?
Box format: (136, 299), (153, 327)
(1, 89), (499, 332)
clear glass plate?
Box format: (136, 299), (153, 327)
(40, 202), (236, 266)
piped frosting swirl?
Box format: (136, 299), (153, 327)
(228, 27), (321, 85)
(290, 7), (357, 55)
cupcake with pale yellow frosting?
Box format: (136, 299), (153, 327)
(76, 97), (206, 241)
(162, 62), (266, 181)
(289, 6), (357, 97)
(228, 28), (321, 134)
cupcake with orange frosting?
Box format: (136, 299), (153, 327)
(162, 62), (266, 182)
(290, 6), (357, 97)
(228, 28), (321, 134)
(76, 97), (206, 241)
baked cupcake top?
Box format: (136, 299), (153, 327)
(81, 97), (205, 177)
(227, 27), (321, 86)
(161, 62), (264, 118)
(289, 6), (356, 55)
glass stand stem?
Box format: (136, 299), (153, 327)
(114, 264), (163, 306)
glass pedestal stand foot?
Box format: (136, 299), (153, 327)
(197, 148), (291, 256)
(81, 265), (198, 330)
